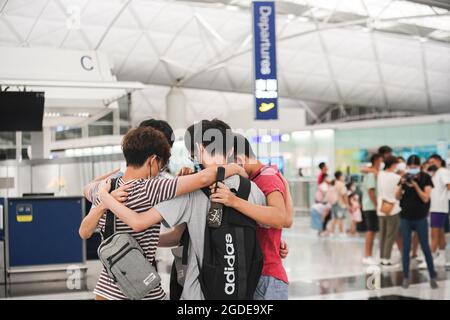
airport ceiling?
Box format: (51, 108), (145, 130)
(0, 0), (449, 122)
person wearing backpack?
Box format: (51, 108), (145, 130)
(97, 119), (266, 300)
(209, 133), (292, 300)
(80, 126), (248, 300)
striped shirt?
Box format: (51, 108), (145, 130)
(93, 176), (178, 300)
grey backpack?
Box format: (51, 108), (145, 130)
(97, 178), (161, 300)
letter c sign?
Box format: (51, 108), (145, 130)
(81, 55), (94, 71)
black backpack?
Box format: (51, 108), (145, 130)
(198, 172), (263, 300)
(169, 227), (189, 300)
(169, 170), (263, 300)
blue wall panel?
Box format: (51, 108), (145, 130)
(8, 197), (83, 267)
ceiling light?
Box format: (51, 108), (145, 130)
(291, 131), (311, 140)
(261, 135), (272, 143)
(281, 134), (291, 142)
(226, 5), (239, 11)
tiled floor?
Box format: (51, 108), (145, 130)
(1, 217), (449, 300)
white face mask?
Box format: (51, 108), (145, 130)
(396, 162), (406, 172)
(379, 162), (385, 170)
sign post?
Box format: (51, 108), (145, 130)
(252, 1), (278, 120)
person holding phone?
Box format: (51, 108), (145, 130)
(396, 155), (438, 289)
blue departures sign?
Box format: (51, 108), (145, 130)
(253, 1), (278, 120)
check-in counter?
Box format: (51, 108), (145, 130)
(3, 196), (86, 283)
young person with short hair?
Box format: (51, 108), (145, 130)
(329, 171), (348, 236)
(423, 154), (450, 268)
(318, 162), (328, 185)
(362, 153), (383, 265)
(377, 156), (401, 267)
(396, 155), (437, 289)
(209, 133), (293, 300)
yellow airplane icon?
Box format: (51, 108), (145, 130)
(259, 102), (275, 112)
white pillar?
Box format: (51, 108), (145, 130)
(29, 128), (51, 159)
(166, 87), (186, 131)
(15, 132), (22, 162)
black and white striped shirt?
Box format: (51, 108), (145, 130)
(94, 176), (178, 300)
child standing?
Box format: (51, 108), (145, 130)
(348, 193), (362, 235)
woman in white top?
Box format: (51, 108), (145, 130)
(377, 156), (401, 267)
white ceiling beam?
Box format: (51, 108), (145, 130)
(361, 0), (390, 109)
(418, 35), (434, 113)
(95, 0), (133, 50)
(22, 0), (51, 46)
(308, 1), (346, 114)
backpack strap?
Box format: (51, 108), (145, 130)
(180, 227), (190, 265)
(236, 176), (251, 200)
(103, 178), (120, 239)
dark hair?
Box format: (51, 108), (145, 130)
(370, 153), (382, 165)
(429, 154), (445, 167)
(406, 154), (421, 166)
(184, 119), (233, 156)
(397, 156), (405, 162)
(429, 154), (442, 162)
(122, 127), (171, 167)
(139, 119), (174, 147)
(384, 156), (398, 169)
(378, 145), (393, 156)
(334, 171), (343, 180)
(349, 192), (358, 200)
(233, 133), (256, 159)
(318, 162), (326, 170)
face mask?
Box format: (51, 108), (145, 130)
(379, 162), (385, 170)
(397, 162), (406, 172)
(407, 168), (420, 175)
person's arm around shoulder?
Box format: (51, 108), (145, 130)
(83, 168), (120, 202)
(280, 174), (294, 228)
(79, 204), (106, 240)
(79, 183), (129, 239)
(98, 180), (164, 233)
(174, 164), (247, 196)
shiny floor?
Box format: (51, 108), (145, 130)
(1, 216), (449, 300)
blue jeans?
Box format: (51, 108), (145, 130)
(254, 275), (288, 300)
(400, 217), (436, 279)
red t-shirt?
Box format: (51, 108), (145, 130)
(250, 165), (289, 284)
(317, 171), (325, 185)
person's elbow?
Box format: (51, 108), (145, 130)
(79, 226), (91, 240)
(284, 216), (293, 228)
(271, 216), (286, 229)
(130, 220), (148, 233)
(83, 184), (92, 201)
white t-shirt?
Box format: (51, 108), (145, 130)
(376, 170), (401, 217)
(430, 167), (450, 214)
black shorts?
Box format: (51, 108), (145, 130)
(363, 210), (379, 232)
